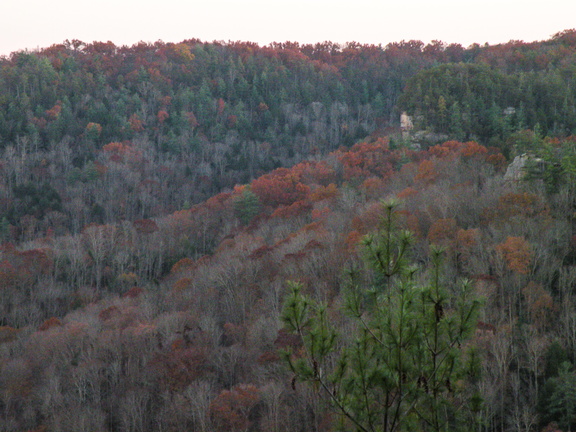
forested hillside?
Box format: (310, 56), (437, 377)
(1, 30), (576, 238)
(1, 31), (576, 432)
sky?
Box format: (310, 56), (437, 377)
(1, 0), (575, 56)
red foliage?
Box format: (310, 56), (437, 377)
(85, 122), (102, 137)
(522, 282), (555, 329)
(270, 200), (312, 219)
(151, 347), (209, 392)
(336, 137), (396, 180)
(129, 113), (144, 132)
(172, 277), (192, 292)
(427, 218), (457, 245)
(414, 159), (438, 184)
(309, 183), (339, 202)
(476, 321), (497, 337)
(186, 111), (199, 128)
(496, 236), (533, 274)
(248, 244), (274, 260)
(210, 384), (260, 432)
(362, 176), (386, 199)
(429, 140), (488, 159)
(45, 103), (62, 121)
(0, 247), (53, 288)
(311, 206), (331, 220)
(38, 317), (62, 331)
(251, 168), (310, 207)
(227, 115), (237, 128)
(133, 218), (159, 234)
(345, 230), (364, 252)
(397, 186), (418, 199)
(157, 110), (169, 123)
(482, 192), (549, 224)
(257, 350), (280, 364)
(170, 257), (196, 274)
(102, 141), (143, 164)
(122, 286), (144, 299)
(98, 305), (120, 321)
(291, 161), (336, 186)
(217, 98), (226, 115)
(274, 328), (302, 350)
(351, 201), (385, 235)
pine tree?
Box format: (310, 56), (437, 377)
(234, 186), (261, 225)
(281, 199), (482, 431)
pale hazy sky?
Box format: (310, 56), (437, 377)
(1, 0), (575, 56)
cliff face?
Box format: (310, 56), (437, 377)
(504, 154), (546, 181)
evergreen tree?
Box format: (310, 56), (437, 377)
(282, 200), (482, 432)
(234, 186), (261, 225)
(543, 362), (576, 431)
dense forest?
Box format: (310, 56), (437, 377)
(2, 30), (576, 431)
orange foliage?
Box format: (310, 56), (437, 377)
(0, 247), (53, 288)
(496, 236), (532, 274)
(311, 206), (331, 220)
(151, 347), (208, 392)
(336, 137), (396, 180)
(129, 113), (144, 132)
(274, 328), (302, 350)
(487, 153), (508, 170)
(397, 186), (418, 199)
(522, 282), (555, 329)
(460, 141), (488, 157)
(122, 286), (144, 298)
(362, 177), (386, 199)
(102, 141), (143, 163)
(186, 111), (199, 128)
(170, 258), (196, 274)
(345, 230), (363, 252)
(85, 122), (102, 136)
(456, 228), (479, 249)
(270, 200), (312, 218)
(98, 305), (120, 321)
(169, 42), (195, 62)
(483, 192), (549, 223)
(170, 257), (196, 274)
(455, 228), (479, 262)
(20, 248), (53, 275)
(414, 159), (438, 184)
(257, 350), (280, 364)
(205, 191), (233, 211)
(309, 183), (339, 202)
(427, 218), (457, 244)
(133, 218), (159, 234)
(157, 110), (169, 123)
(38, 317), (63, 331)
(45, 103), (62, 121)
(217, 98), (226, 115)
(351, 201), (384, 234)
(173, 277), (193, 292)
(251, 168), (310, 207)
(429, 140), (487, 159)
(210, 384), (260, 432)
(291, 161), (336, 186)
